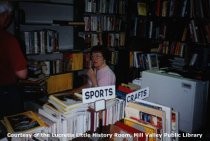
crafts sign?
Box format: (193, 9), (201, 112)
(82, 85), (116, 103)
(126, 87), (149, 103)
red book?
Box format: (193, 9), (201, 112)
(111, 121), (147, 141)
(117, 85), (133, 93)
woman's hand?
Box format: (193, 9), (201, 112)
(87, 68), (97, 87)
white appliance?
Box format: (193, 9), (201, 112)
(141, 70), (209, 133)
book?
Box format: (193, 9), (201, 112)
(116, 90), (129, 101)
(0, 120), (7, 139)
(125, 102), (166, 141)
(127, 102), (163, 117)
(121, 83), (141, 91)
(137, 2), (147, 16)
(36, 114), (58, 137)
(118, 84), (134, 93)
(126, 102), (165, 129)
(116, 84), (134, 101)
(3, 111), (46, 134)
(46, 73), (73, 94)
(63, 52), (83, 71)
(53, 20), (85, 26)
(48, 93), (83, 112)
(147, 53), (159, 70)
(124, 117), (157, 141)
(171, 111), (179, 141)
(189, 53), (198, 66)
(38, 108), (59, 123)
(43, 103), (63, 118)
(135, 99), (172, 141)
(110, 121), (147, 141)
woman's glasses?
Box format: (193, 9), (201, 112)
(91, 54), (103, 60)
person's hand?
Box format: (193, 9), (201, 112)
(87, 68), (97, 87)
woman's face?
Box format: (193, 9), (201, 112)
(91, 52), (106, 69)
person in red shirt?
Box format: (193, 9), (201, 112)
(0, 1), (28, 118)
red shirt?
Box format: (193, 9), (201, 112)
(0, 30), (27, 85)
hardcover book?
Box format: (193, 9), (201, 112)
(48, 93), (83, 112)
(3, 111), (46, 133)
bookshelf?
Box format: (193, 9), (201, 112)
(80, 0), (127, 49)
(127, 0), (210, 81)
(14, 1), (85, 96)
(74, 0), (129, 85)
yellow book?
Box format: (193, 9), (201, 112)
(4, 111), (46, 133)
(124, 117), (157, 141)
(137, 2), (147, 16)
(129, 52), (134, 67)
(46, 72), (73, 94)
(71, 52), (83, 70)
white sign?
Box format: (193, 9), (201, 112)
(126, 87), (149, 103)
(95, 99), (106, 111)
(82, 85), (115, 103)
